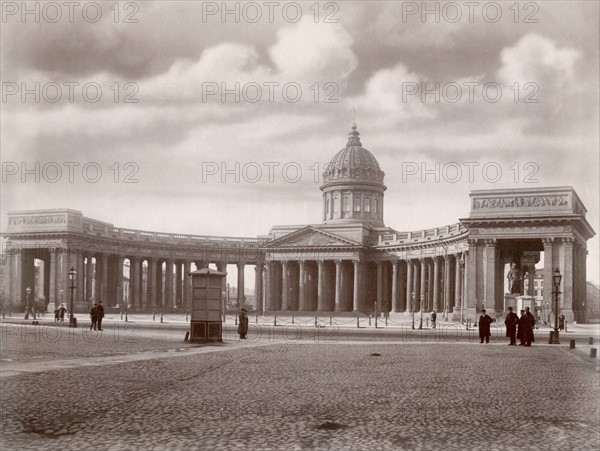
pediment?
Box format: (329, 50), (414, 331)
(265, 227), (361, 248)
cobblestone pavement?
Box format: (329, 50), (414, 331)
(1, 338), (599, 450)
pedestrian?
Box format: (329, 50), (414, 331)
(96, 301), (105, 331)
(54, 307), (60, 322)
(237, 308), (248, 339)
(58, 304), (67, 322)
(558, 314), (565, 331)
(90, 303), (98, 331)
(478, 309), (494, 343)
(431, 311), (437, 329)
(522, 307), (536, 346)
(505, 306), (519, 345)
(517, 310), (526, 345)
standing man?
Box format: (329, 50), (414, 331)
(522, 306), (536, 346)
(96, 301), (105, 331)
(431, 311), (437, 329)
(90, 303), (98, 331)
(58, 304), (67, 322)
(237, 308), (249, 339)
(505, 307), (519, 345)
(478, 309), (494, 343)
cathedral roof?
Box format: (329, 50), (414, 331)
(321, 124), (386, 189)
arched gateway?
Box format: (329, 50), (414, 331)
(1, 125), (595, 322)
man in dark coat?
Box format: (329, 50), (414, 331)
(522, 307), (536, 346)
(238, 308), (249, 339)
(558, 314), (565, 331)
(96, 301), (105, 331)
(517, 310), (526, 345)
(431, 311), (437, 329)
(505, 306), (519, 345)
(478, 309), (494, 343)
(90, 303), (98, 331)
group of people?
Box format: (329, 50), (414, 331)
(53, 304), (67, 322)
(478, 306), (536, 346)
(89, 301), (105, 331)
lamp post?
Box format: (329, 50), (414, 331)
(411, 291), (415, 329)
(419, 294), (424, 330)
(68, 266), (77, 328)
(550, 268), (562, 344)
(25, 287), (31, 319)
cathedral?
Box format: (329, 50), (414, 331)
(2, 125), (595, 322)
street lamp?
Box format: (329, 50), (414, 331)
(550, 268), (562, 344)
(25, 287), (31, 319)
(411, 291), (415, 329)
(68, 266), (77, 328)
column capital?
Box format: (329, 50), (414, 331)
(391, 259), (399, 267)
(467, 238), (479, 247)
(561, 237), (574, 245)
(484, 239), (497, 248)
(542, 237), (554, 246)
(432, 256), (441, 263)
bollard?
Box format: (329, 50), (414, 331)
(186, 312), (189, 322)
(565, 322), (568, 332)
(375, 315), (378, 328)
(426, 318), (429, 328)
(385, 316), (388, 327)
(315, 316), (318, 327)
(256, 315), (258, 323)
(184, 331), (189, 342)
(569, 339), (576, 349)
(153, 312), (155, 321)
(589, 337), (594, 345)
(8, 310), (11, 317)
(235, 316), (238, 326)
(357, 316), (359, 328)
(121, 311), (123, 320)
(330, 316), (332, 326)
(292, 314), (294, 324)
(369, 315), (372, 327)
(160, 313), (163, 323)
(125, 312), (128, 322)
(590, 348), (597, 358)
(274, 316), (277, 326)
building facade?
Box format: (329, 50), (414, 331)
(1, 125), (596, 322)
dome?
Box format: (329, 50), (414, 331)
(321, 124), (385, 188)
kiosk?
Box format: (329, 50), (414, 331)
(189, 268), (226, 343)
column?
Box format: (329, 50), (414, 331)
(443, 256), (452, 313)
(265, 262), (272, 310)
(413, 260), (421, 310)
(148, 259), (157, 307)
(405, 260), (413, 312)
(542, 238), (554, 318)
(49, 248), (57, 306)
(116, 257), (124, 306)
(184, 260), (192, 308)
(165, 259), (174, 308)
(76, 253), (85, 304)
(86, 255), (94, 302)
(235, 262), (244, 308)
(560, 237), (574, 320)
(353, 260), (360, 312)
(335, 260), (342, 311)
(298, 261), (306, 311)
(454, 254), (462, 310)
(419, 259), (427, 311)
(317, 260), (325, 311)
(391, 260), (398, 313)
(255, 263), (263, 313)
(156, 260), (164, 307)
(281, 261), (288, 311)
(432, 256), (440, 312)
(484, 240), (499, 314)
(175, 262), (182, 308)
(100, 253), (108, 305)
(130, 257), (140, 307)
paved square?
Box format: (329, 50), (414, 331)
(1, 335), (599, 450)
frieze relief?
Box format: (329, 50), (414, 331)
(473, 195), (568, 209)
(9, 215), (67, 226)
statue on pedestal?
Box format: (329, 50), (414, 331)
(507, 263), (522, 294)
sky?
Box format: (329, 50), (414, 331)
(1, 1), (599, 285)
